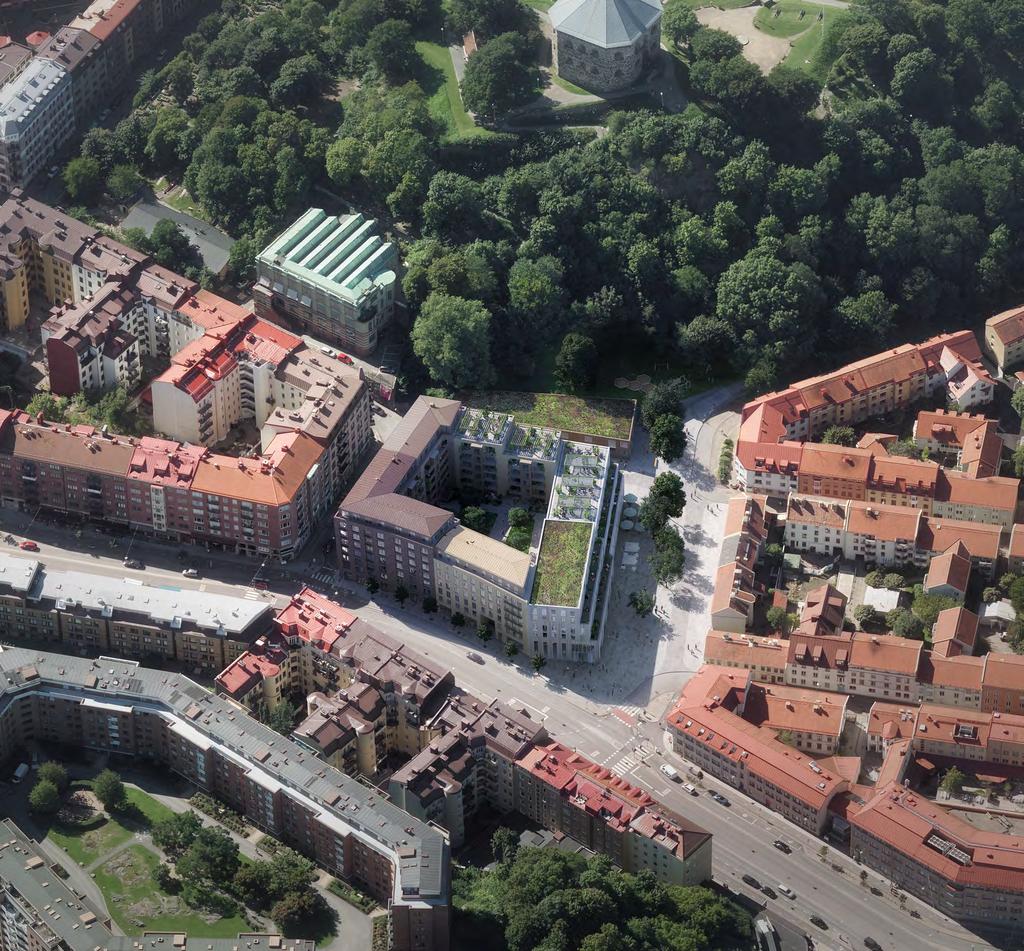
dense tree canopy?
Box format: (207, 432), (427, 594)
(454, 846), (751, 951)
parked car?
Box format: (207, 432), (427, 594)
(12, 762), (29, 784)
(681, 782), (698, 795)
(710, 791), (731, 806)
(778, 884), (795, 899)
(659, 764), (679, 781)
(253, 580), (269, 591)
(864, 940), (883, 951)
(809, 916), (828, 930)
(124, 558), (144, 570)
(772, 839), (792, 854)
(761, 886), (777, 899)
(19, 540), (39, 551)
(466, 651), (484, 664)
(335, 352), (354, 365)
(182, 568), (199, 578)
(741, 874), (760, 889)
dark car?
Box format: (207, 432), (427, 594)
(741, 874), (760, 888)
(772, 839), (792, 854)
(810, 916), (828, 930)
(466, 651), (485, 664)
(712, 791), (732, 806)
(864, 940), (883, 951)
(761, 886), (777, 899)
(123, 558), (144, 570)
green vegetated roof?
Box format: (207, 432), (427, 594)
(531, 520), (594, 606)
(464, 391), (635, 440)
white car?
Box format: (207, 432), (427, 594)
(682, 782), (698, 795)
(659, 764), (679, 780)
(778, 884), (795, 899)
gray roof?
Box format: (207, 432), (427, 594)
(0, 553), (41, 594)
(122, 201), (235, 275)
(0, 646), (448, 907)
(17, 564), (272, 637)
(0, 58), (69, 139)
(549, 0), (661, 47)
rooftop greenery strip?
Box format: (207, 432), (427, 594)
(531, 520), (594, 606)
(463, 391), (634, 440)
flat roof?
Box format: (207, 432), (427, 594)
(435, 525), (531, 592)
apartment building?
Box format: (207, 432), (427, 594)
(336, 396), (623, 663)
(0, 41), (32, 89)
(0, 554), (271, 669)
(913, 410), (1002, 478)
(923, 542), (971, 601)
(984, 304), (1024, 373)
(702, 631), (788, 683)
(734, 332), (996, 493)
(254, 209), (398, 356)
(784, 496), (1000, 579)
(0, 646), (451, 951)
(0, 817), (315, 951)
(35, 28), (105, 122)
(0, 59), (73, 191)
(709, 494), (771, 634)
(666, 666), (852, 833)
(930, 606), (978, 658)
(514, 742), (712, 885)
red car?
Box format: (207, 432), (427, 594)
(19, 540), (39, 551)
(336, 352), (354, 365)
(253, 580), (269, 591)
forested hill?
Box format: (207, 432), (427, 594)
(84, 0), (1024, 395)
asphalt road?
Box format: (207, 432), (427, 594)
(0, 383), (1006, 951)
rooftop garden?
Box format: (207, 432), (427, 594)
(457, 407), (513, 443)
(507, 424), (559, 459)
(531, 520), (593, 606)
(463, 392), (635, 440)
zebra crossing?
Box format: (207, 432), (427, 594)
(308, 569), (337, 587)
(600, 740), (656, 775)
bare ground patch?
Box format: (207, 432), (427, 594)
(696, 6), (797, 73)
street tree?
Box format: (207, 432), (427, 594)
(649, 414), (687, 462)
(629, 590), (655, 617)
(640, 379), (689, 429)
(638, 472), (686, 534)
(650, 527), (686, 585)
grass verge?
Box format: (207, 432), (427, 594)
(416, 40), (492, 141)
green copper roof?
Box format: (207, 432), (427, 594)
(260, 208), (397, 304)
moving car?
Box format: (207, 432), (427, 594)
(19, 540), (39, 551)
(182, 568), (200, 578)
(741, 874), (760, 888)
(864, 940), (883, 951)
(681, 782), (698, 795)
(710, 791), (731, 806)
(659, 764), (679, 781)
(466, 651), (485, 664)
(761, 886), (777, 899)
(772, 839), (792, 854)
(778, 885), (795, 899)
(809, 916), (828, 930)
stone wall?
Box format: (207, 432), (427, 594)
(553, 21), (660, 93)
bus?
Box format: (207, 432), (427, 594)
(755, 916), (781, 951)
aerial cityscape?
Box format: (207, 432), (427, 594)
(0, 0), (1022, 950)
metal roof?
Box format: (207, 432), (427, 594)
(549, 0), (661, 48)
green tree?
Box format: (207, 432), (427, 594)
(478, 618), (495, 642)
(883, 572), (904, 590)
(267, 699), (298, 735)
(423, 595), (438, 613)
(940, 765), (966, 796)
(461, 506), (491, 533)
(766, 605), (792, 634)
(1011, 445), (1024, 478)
(504, 640), (519, 657)
(270, 889), (325, 934)
(270, 54), (328, 106)
(822, 425), (857, 446)
(395, 584), (409, 605)
(491, 826), (519, 865)
(663, 0), (699, 47)
(37, 761), (68, 793)
(889, 439), (923, 459)
(911, 586), (958, 626)
(638, 472), (686, 534)
(1012, 387), (1024, 419)
(690, 27), (742, 62)
(364, 19), (417, 80)
(108, 164), (144, 201)
(152, 811), (203, 857)
(640, 379), (689, 430)
(93, 769), (126, 811)
(451, 612), (466, 628)
(177, 826), (240, 884)
(1009, 577), (1024, 614)
(650, 527), (686, 585)
(983, 586), (1001, 604)
(886, 607), (925, 640)
(461, 33), (541, 119)
(366, 577), (380, 594)
(508, 508), (532, 530)
(554, 333), (598, 392)
(63, 157), (102, 203)
(411, 293), (495, 390)
(718, 438), (734, 484)
(508, 255), (567, 338)
(649, 414), (687, 462)
(506, 527), (532, 551)
(232, 861), (273, 909)
(531, 653), (546, 673)
(854, 603), (878, 627)
(29, 779), (62, 814)
(629, 589), (655, 617)
(266, 848), (316, 899)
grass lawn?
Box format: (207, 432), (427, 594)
(525, 0), (555, 8)
(677, 0), (754, 8)
(463, 391), (635, 439)
(94, 845), (249, 937)
(783, 6), (851, 80)
(48, 817), (131, 867)
(549, 72), (594, 96)
(123, 786), (175, 826)
(416, 41), (492, 141)
(754, 0), (827, 38)
(531, 520), (593, 606)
